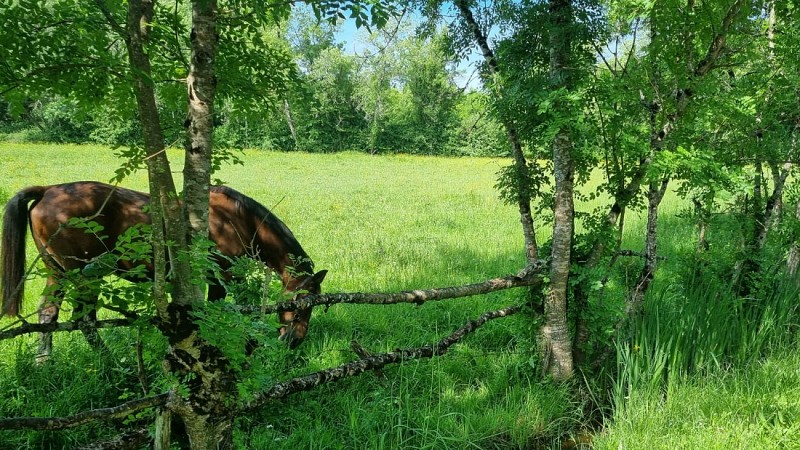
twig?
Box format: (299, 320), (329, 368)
(615, 250), (667, 260)
(350, 339), (384, 378)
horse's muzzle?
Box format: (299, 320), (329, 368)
(278, 325), (304, 349)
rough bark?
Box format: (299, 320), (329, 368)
(453, 0), (538, 262)
(0, 305), (524, 433)
(0, 394), (168, 431)
(249, 264), (545, 314)
(78, 428), (151, 450)
(788, 198), (800, 278)
(542, 0), (575, 381)
(118, 1), (236, 448)
(166, 2), (239, 449)
(183, 0), (217, 240)
(0, 266), (545, 343)
(164, 332), (236, 450)
(732, 161), (793, 291)
(116, 0), (177, 318)
(0, 317), (134, 341)
(629, 178), (669, 315)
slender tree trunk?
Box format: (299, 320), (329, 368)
(788, 198), (800, 278)
(541, 0), (575, 380)
(629, 178), (669, 314)
(758, 161), (792, 247)
(171, 2), (238, 449)
(120, 1), (236, 447)
(114, 0), (181, 317)
(183, 0), (216, 240)
(284, 99), (299, 148)
(732, 160), (792, 291)
(453, 0), (538, 263)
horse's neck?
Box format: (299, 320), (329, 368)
(253, 225), (309, 287)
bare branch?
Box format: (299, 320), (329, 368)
(0, 394), (168, 431)
(245, 263), (545, 314)
(0, 265), (543, 341)
(453, 0), (539, 262)
(0, 317), (136, 341)
(244, 304), (524, 409)
(93, 0), (128, 38)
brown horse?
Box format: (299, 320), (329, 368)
(1, 181), (326, 359)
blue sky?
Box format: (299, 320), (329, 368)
(332, 13), (484, 91)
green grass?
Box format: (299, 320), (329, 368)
(0, 143), (797, 449)
(596, 349), (800, 449)
(0, 143), (579, 449)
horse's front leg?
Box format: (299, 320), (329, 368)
(37, 276), (62, 363)
(73, 295), (108, 353)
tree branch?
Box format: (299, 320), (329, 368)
(0, 265), (544, 340)
(0, 317), (137, 341)
(244, 304), (524, 409)
(694, 0), (746, 76)
(615, 250), (667, 260)
(0, 394), (168, 431)
(244, 263), (545, 314)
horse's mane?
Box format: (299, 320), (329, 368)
(210, 185), (313, 272)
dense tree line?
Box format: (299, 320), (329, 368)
(0, 9), (506, 156)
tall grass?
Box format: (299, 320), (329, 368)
(605, 271), (800, 449)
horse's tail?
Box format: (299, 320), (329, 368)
(2, 186), (47, 317)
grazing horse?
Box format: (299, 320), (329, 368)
(1, 181), (326, 359)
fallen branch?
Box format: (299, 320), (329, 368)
(249, 263), (545, 314)
(0, 303), (526, 431)
(0, 317), (136, 341)
(615, 250), (667, 261)
(244, 303), (524, 409)
(0, 266), (543, 340)
(0, 393), (168, 431)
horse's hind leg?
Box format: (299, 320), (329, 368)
(37, 277), (62, 363)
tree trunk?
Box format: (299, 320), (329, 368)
(284, 99), (299, 148)
(122, 1), (236, 448)
(453, 0), (538, 263)
(788, 198), (800, 279)
(541, 0), (575, 381)
(173, 2), (239, 448)
(732, 161), (792, 292)
(629, 178), (669, 315)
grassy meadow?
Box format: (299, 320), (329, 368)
(0, 143), (798, 449)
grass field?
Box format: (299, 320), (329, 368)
(0, 143), (798, 449)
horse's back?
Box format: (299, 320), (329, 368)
(29, 182), (150, 271)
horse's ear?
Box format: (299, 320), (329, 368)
(312, 270), (328, 286)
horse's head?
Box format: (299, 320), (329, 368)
(278, 269), (327, 348)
